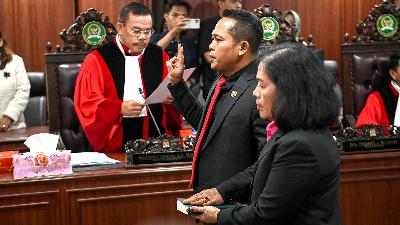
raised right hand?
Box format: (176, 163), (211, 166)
(167, 44), (185, 85)
(121, 100), (145, 117)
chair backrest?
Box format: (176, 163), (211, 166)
(351, 53), (392, 116)
(45, 53), (90, 152)
(24, 72), (47, 126)
(341, 0), (400, 126)
(45, 8), (116, 152)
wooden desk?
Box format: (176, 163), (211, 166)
(0, 153), (196, 225)
(0, 151), (399, 225)
(0, 126), (49, 151)
(340, 150), (400, 225)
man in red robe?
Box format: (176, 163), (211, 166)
(74, 2), (181, 153)
(357, 53), (400, 127)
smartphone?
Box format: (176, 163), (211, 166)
(184, 18), (200, 29)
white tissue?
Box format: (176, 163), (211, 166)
(24, 133), (59, 153)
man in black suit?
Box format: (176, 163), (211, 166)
(168, 9), (267, 195)
(198, 0), (243, 100)
(185, 42), (343, 225)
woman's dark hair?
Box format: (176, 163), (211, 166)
(0, 32), (13, 70)
(222, 9), (263, 53)
(118, 2), (153, 24)
(260, 42), (340, 132)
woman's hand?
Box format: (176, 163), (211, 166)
(190, 206), (220, 224)
(0, 116), (13, 132)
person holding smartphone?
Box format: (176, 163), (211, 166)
(150, 0), (199, 91)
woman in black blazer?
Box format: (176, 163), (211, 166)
(185, 42), (343, 225)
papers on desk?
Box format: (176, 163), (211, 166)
(145, 67), (196, 104)
(70, 152), (120, 167)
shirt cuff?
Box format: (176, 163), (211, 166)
(167, 80), (189, 99)
(216, 179), (237, 204)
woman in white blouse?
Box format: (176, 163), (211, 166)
(0, 31), (30, 131)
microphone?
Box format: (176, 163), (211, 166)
(139, 88), (162, 137)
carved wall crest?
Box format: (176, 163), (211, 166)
(59, 8), (117, 52)
(253, 4), (297, 45)
(344, 0), (400, 44)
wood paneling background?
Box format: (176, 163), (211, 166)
(0, 0), (384, 72)
(183, 0), (383, 74)
(241, 0), (382, 80)
(76, 0), (151, 25)
(0, 0), (75, 72)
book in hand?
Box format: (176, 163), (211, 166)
(177, 198), (234, 216)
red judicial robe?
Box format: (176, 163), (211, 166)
(74, 40), (182, 152)
(356, 83), (398, 127)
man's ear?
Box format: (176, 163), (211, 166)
(163, 13), (169, 22)
(116, 22), (124, 35)
(389, 69), (397, 82)
(217, 0), (223, 9)
(238, 41), (250, 56)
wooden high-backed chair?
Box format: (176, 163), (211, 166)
(341, 0), (400, 127)
(253, 5), (319, 49)
(45, 8), (117, 152)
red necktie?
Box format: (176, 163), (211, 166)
(190, 76), (226, 187)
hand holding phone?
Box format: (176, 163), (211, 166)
(183, 18), (200, 29)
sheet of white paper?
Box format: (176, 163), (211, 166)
(70, 152), (120, 166)
(145, 67), (196, 105)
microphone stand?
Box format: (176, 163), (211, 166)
(139, 88), (162, 137)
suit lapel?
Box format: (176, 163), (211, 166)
(248, 129), (283, 200)
(202, 73), (252, 150)
(257, 129), (283, 160)
(194, 74), (222, 143)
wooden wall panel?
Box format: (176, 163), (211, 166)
(0, 0), (388, 73)
(242, 0), (382, 82)
(186, 0), (219, 20)
(0, 0), (74, 72)
(76, 0), (149, 25)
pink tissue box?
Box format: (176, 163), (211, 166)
(12, 150), (72, 179)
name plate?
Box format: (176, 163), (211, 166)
(337, 125), (400, 152)
(125, 134), (194, 165)
(127, 150), (194, 165)
(343, 138), (400, 152)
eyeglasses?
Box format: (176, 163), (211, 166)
(125, 25), (154, 38)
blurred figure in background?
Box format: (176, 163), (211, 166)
(0, 31), (30, 132)
(283, 10), (302, 40)
(150, 0), (199, 91)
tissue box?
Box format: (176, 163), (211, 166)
(12, 150), (72, 179)
(0, 151), (18, 172)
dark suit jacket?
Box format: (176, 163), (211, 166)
(216, 128), (342, 225)
(168, 61), (267, 194)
